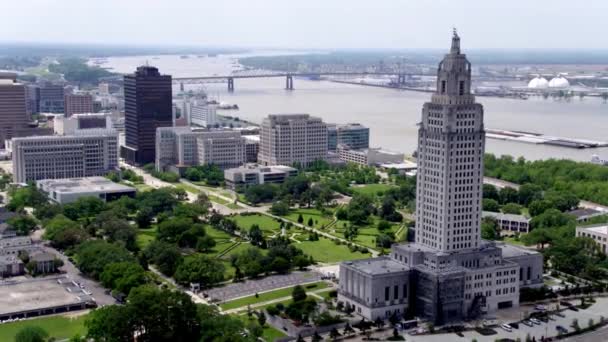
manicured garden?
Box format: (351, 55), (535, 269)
(282, 208), (335, 229)
(297, 237), (370, 263)
(235, 314), (287, 342)
(233, 213), (283, 237)
(0, 315), (87, 341)
(350, 183), (397, 197)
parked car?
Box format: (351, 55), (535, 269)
(530, 318), (541, 325)
(535, 304), (547, 311)
(556, 325), (568, 334)
(501, 324), (513, 332)
(555, 311), (566, 318)
(509, 322), (519, 329)
(483, 318), (498, 327)
(569, 306), (579, 312)
(522, 320), (534, 327)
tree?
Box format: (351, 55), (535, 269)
(376, 233), (395, 248)
(293, 255), (310, 270)
(234, 247), (265, 278)
(498, 187), (519, 205)
(346, 194), (374, 225)
(174, 254), (225, 287)
(297, 213), (304, 224)
(135, 207), (154, 228)
(307, 217), (314, 227)
(292, 285), (307, 302)
(198, 305), (251, 341)
(143, 241), (183, 276)
(482, 198), (500, 212)
(196, 235), (216, 253)
(75, 240), (136, 279)
(15, 326), (49, 342)
(7, 215), (37, 235)
(502, 202), (523, 215)
(194, 193), (212, 213)
(377, 220), (391, 231)
(518, 183), (543, 206)
(270, 201), (290, 216)
(481, 217), (500, 240)
(100, 261), (146, 295)
(257, 312), (266, 327)
(248, 224), (264, 246)
(63, 196), (106, 220)
(157, 217), (196, 244)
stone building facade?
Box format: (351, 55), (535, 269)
(338, 32), (543, 324)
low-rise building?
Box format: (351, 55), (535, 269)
(576, 224), (608, 254)
(64, 93), (94, 117)
(482, 211), (531, 234)
(53, 113), (112, 135)
(29, 251), (57, 274)
(337, 146), (404, 166)
(378, 161), (418, 175)
(37, 177), (136, 204)
(327, 123), (370, 151)
(190, 103), (218, 127)
(155, 127), (246, 172)
(224, 164), (297, 189)
(567, 208), (606, 223)
(0, 255), (24, 277)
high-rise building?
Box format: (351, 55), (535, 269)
(25, 84), (40, 115)
(121, 66), (172, 165)
(327, 123), (370, 151)
(338, 32), (543, 324)
(258, 114), (328, 167)
(64, 93), (94, 117)
(0, 73), (30, 144)
(155, 127), (245, 172)
(39, 84), (65, 113)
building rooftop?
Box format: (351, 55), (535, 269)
(0, 236), (32, 248)
(0, 277), (92, 316)
(496, 242), (540, 258)
(577, 224), (608, 235)
(30, 251), (55, 262)
(482, 211), (530, 223)
(567, 208), (605, 219)
(225, 164), (296, 174)
(37, 177), (135, 195)
(0, 255), (22, 265)
(379, 161), (418, 170)
(343, 257), (409, 275)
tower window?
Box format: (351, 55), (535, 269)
(459, 81), (465, 95)
(441, 80), (446, 94)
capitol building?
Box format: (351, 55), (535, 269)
(338, 32), (543, 324)
(527, 74), (570, 89)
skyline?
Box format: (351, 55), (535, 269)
(3, 0), (608, 49)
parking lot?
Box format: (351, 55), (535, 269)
(204, 271), (321, 302)
(406, 297), (608, 342)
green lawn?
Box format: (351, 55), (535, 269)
(298, 237), (370, 263)
(235, 315), (287, 342)
(220, 282), (328, 311)
(350, 183), (396, 197)
(330, 216), (401, 249)
(0, 315), (87, 341)
(174, 182), (201, 194)
(125, 181), (153, 192)
(232, 214), (282, 237)
(209, 194), (230, 205)
(503, 236), (527, 246)
(282, 208), (334, 229)
(136, 227), (158, 249)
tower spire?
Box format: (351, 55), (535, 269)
(450, 28), (460, 54)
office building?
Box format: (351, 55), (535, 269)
(121, 66), (173, 165)
(53, 113), (112, 135)
(190, 102), (218, 127)
(338, 32), (543, 324)
(37, 177), (136, 204)
(576, 224), (608, 254)
(39, 83), (65, 113)
(328, 123), (370, 151)
(567, 208), (606, 223)
(224, 164), (297, 189)
(155, 127), (246, 172)
(337, 146), (403, 166)
(259, 114), (327, 167)
(64, 93), (94, 117)
(244, 135), (260, 163)
(11, 130), (119, 183)
(0, 73), (30, 144)
(25, 84), (40, 115)
(482, 211), (531, 234)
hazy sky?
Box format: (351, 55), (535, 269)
(3, 0), (608, 49)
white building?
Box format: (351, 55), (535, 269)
(53, 113), (112, 135)
(36, 177), (136, 204)
(337, 146), (404, 166)
(190, 103), (218, 127)
(576, 224), (608, 254)
(155, 127), (246, 172)
(11, 130), (119, 184)
(224, 164), (297, 189)
(259, 114), (328, 167)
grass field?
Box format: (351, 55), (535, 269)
(232, 214), (282, 237)
(330, 216), (401, 249)
(297, 237), (370, 263)
(350, 183), (396, 197)
(503, 236), (527, 246)
(174, 182), (201, 194)
(0, 315), (87, 341)
(136, 226), (158, 249)
(235, 315), (287, 342)
(220, 282), (329, 311)
(283, 208), (334, 229)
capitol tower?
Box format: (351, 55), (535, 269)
(338, 31), (543, 324)
(415, 30), (484, 252)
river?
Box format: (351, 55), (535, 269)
(101, 54), (608, 162)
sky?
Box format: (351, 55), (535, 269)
(2, 0), (608, 49)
